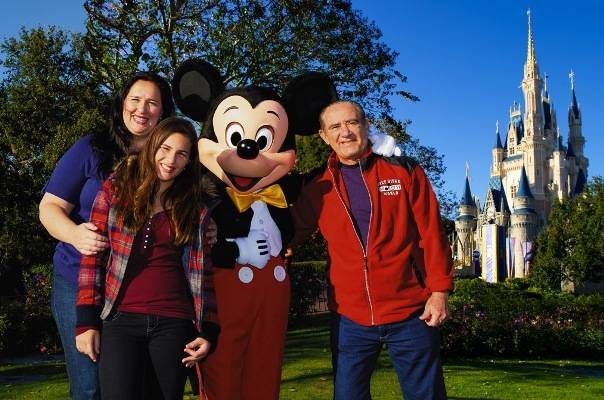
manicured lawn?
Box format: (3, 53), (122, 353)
(2, 315), (603, 399)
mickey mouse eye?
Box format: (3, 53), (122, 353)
(255, 126), (274, 152)
(226, 123), (244, 148)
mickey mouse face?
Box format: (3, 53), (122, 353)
(172, 59), (338, 194)
(199, 94), (295, 193)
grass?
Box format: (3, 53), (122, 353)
(2, 315), (603, 399)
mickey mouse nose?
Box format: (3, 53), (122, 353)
(237, 139), (259, 160)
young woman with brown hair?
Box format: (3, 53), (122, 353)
(75, 117), (218, 400)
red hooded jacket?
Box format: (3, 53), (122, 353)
(292, 150), (453, 326)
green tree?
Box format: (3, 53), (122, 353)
(84, 1), (455, 207)
(84, 0), (416, 108)
(0, 27), (108, 293)
(531, 177), (604, 291)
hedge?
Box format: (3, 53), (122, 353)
(2, 263), (603, 359)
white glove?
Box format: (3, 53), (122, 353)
(229, 230), (271, 269)
(369, 132), (401, 157)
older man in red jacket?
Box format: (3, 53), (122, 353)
(291, 100), (453, 400)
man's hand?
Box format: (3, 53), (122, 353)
(419, 291), (450, 327)
(76, 329), (100, 362)
(182, 337), (211, 368)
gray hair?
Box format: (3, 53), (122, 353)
(319, 100), (366, 129)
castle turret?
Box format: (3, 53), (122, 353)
(567, 70), (589, 191)
(550, 129), (568, 201)
(491, 121), (505, 176)
(510, 166), (538, 278)
(455, 170), (478, 266)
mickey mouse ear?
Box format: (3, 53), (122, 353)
(282, 72), (338, 136)
(172, 59), (225, 122)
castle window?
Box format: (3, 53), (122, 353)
(511, 185), (517, 198)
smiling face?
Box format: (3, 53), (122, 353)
(155, 132), (192, 188)
(199, 93), (295, 194)
(319, 101), (369, 165)
(122, 79), (163, 146)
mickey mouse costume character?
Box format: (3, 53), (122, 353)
(172, 59), (337, 400)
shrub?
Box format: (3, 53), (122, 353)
(288, 261), (327, 325)
(0, 263), (61, 357)
(441, 278), (604, 358)
(292, 232), (327, 262)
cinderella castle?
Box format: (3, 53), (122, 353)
(453, 11), (588, 282)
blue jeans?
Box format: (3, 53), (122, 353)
(330, 312), (446, 400)
(51, 271), (100, 400)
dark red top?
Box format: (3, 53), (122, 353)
(116, 210), (194, 320)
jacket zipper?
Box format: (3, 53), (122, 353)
(328, 162), (376, 325)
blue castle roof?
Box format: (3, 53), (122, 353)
(483, 176), (509, 214)
(516, 166), (534, 198)
(460, 176), (474, 206)
(495, 130), (503, 149)
(571, 88), (581, 119)
(574, 169), (586, 195)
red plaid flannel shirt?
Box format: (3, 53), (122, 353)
(76, 177), (217, 334)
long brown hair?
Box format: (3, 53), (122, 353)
(112, 117), (202, 245)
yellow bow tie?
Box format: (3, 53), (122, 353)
(226, 184), (288, 213)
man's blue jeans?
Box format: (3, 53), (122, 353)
(51, 271), (100, 400)
(330, 312), (446, 400)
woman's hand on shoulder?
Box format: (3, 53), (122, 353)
(182, 337), (211, 368)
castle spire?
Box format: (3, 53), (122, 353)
(521, 9), (543, 138)
(569, 69), (580, 119)
(517, 166), (534, 198)
(495, 120), (503, 148)
(526, 9), (536, 68)
(460, 175), (474, 206)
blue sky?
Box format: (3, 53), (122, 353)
(2, 1), (602, 203)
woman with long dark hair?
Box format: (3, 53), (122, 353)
(75, 117), (218, 400)
(39, 72), (174, 399)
